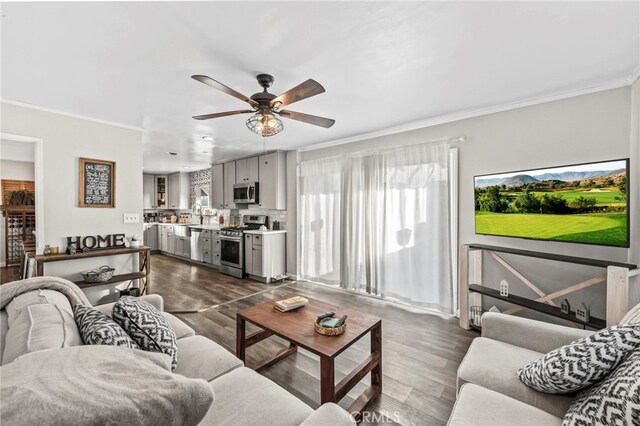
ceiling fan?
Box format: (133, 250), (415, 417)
(191, 73), (335, 137)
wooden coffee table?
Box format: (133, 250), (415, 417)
(236, 296), (382, 419)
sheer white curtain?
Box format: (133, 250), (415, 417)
(300, 141), (453, 314)
(299, 158), (342, 284)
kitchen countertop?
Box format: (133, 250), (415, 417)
(188, 224), (221, 230)
(144, 223), (220, 230)
(243, 230), (287, 235)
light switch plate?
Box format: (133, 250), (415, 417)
(124, 213), (140, 223)
(500, 280), (509, 297)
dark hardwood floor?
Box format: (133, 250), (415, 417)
(150, 254), (479, 425)
(149, 253), (289, 312)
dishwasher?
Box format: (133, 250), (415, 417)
(190, 228), (203, 262)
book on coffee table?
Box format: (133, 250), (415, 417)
(274, 296), (308, 312)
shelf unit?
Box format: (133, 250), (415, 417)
(460, 244), (638, 330)
(35, 246), (152, 294)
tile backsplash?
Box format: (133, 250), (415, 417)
(218, 207), (287, 230)
(189, 168), (212, 207)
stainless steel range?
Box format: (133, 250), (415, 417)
(219, 215), (267, 278)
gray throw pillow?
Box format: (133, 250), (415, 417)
(518, 324), (640, 394)
(73, 305), (139, 349)
(563, 349), (640, 425)
(112, 296), (178, 370)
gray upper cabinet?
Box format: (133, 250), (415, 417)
(143, 174), (155, 209)
(212, 164), (225, 210)
(168, 172), (190, 209)
(155, 175), (168, 209)
(236, 157), (259, 182)
(223, 161), (236, 209)
(258, 152), (286, 210)
(212, 151), (285, 211)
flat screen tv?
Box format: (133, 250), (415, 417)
(474, 159), (629, 247)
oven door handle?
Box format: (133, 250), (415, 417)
(221, 236), (243, 242)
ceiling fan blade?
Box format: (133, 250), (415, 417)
(193, 110), (254, 120)
(278, 110), (335, 128)
(192, 75), (259, 108)
(271, 79), (325, 109)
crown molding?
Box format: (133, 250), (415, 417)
(1, 98), (146, 132)
(298, 75), (637, 153)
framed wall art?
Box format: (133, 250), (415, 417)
(79, 157), (115, 208)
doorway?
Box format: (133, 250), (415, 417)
(0, 133), (44, 283)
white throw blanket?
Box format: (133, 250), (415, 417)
(0, 276), (91, 310)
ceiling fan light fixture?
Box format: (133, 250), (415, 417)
(246, 111), (283, 137)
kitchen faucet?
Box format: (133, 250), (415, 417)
(192, 202), (203, 224)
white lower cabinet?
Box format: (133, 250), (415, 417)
(244, 232), (285, 283)
(167, 233), (176, 255)
(212, 230), (221, 267)
(201, 230), (213, 264)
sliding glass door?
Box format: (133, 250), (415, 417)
(300, 142), (454, 314)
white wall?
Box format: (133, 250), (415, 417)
(294, 86), (638, 320)
(286, 151), (299, 277)
(0, 159), (35, 265)
(629, 78), (640, 305)
(1, 103), (144, 304)
(0, 159), (35, 181)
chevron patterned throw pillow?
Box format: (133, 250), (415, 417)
(563, 349), (640, 426)
(73, 305), (140, 349)
(112, 297), (178, 370)
(518, 324), (640, 394)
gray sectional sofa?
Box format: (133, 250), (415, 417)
(448, 312), (596, 425)
(0, 277), (355, 426)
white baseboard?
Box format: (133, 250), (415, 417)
(286, 272), (300, 281)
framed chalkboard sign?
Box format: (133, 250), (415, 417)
(79, 157), (116, 208)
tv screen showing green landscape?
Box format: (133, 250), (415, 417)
(474, 159), (629, 247)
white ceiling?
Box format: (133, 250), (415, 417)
(1, 2), (639, 174)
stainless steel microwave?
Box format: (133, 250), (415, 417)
(233, 182), (259, 204)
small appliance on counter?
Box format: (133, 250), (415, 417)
(144, 212), (160, 223)
(219, 215), (268, 279)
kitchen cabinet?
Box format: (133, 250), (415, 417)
(212, 164), (224, 210)
(143, 225), (159, 251)
(168, 172), (190, 210)
(143, 174), (155, 209)
(174, 236), (190, 258)
(167, 233), (176, 254)
(155, 176), (168, 209)
(244, 232), (285, 283)
(160, 225), (173, 252)
(199, 230), (213, 264)
(236, 157), (259, 183)
(223, 162), (236, 209)
(258, 152), (286, 210)
(212, 230), (221, 267)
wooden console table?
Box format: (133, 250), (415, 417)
(35, 246), (151, 295)
(459, 244), (638, 330)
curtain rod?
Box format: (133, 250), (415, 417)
(299, 135), (466, 165)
